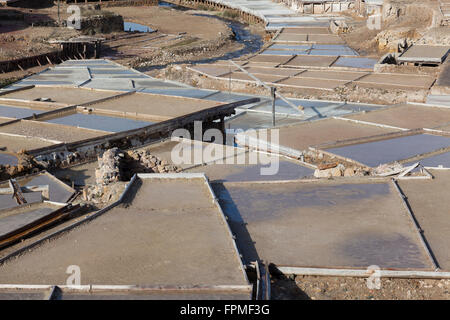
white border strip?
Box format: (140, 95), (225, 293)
(276, 266), (450, 279)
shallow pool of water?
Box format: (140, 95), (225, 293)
(45, 113), (153, 133)
(0, 153), (18, 166)
(0, 105), (45, 119)
(124, 22), (155, 33)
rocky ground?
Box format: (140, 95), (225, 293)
(160, 65), (431, 105)
(80, 147), (180, 206)
(106, 6), (265, 70)
(271, 275), (450, 300)
(0, 3), (266, 85)
(342, 0), (448, 55)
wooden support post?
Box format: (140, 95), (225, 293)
(271, 87), (276, 127)
(9, 179), (27, 205)
(220, 116), (226, 145)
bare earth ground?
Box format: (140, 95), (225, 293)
(341, 0), (446, 55)
(160, 66), (430, 104)
(271, 275), (450, 300)
(0, 4), (265, 83)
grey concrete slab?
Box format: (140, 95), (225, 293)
(0, 87), (121, 105)
(248, 54), (294, 65)
(426, 95), (450, 106)
(214, 180), (432, 269)
(189, 65), (237, 77)
(332, 57), (377, 69)
(186, 157), (314, 182)
(0, 121), (107, 143)
(281, 27), (330, 34)
(244, 67), (304, 77)
(405, 151), (450, 168)
(297, 70), (368, 81)
(284, 55), (337, 68)
(0, 176), (249, 288)
(326, 134), (450, 167)
(261, 49), (308, 56)
(345, 104), (450, 129)
(56, 290), (251, 300)
(356, 73), (435, 90)
(0, 203), (62, 239)
(398, 170), (450, 270)
(266, 22), (330, 30)
(87, 92), (222, 121)
(204, 92), (257, 103)
(269, 44), (312, 50)
(45, 113), (152, 133)
(0, 289), (46, 300)
(139, 88), (218, 99)
(133, 80), (186, 89)
(0, 134), (56, 154)
(277, 77), (348, 90)
(0, 105), (45, 119)
(52, 161), (98, 186)
(274, 33), (308, 42)
(0, 172), (75, 204)
(309, 49), (358, 56)
(226, 111), (304, 130)
(255, 118), (396, 152)
(18, 81), (75, 86)
(0, 153), (18, 166)
(436, 61), (450, 87)
(307, 34), (345, 44)
(398, 45), (450, 64)
(0, 193), (43, 211)
(218, 72), (287, 84)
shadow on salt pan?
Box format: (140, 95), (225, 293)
(215, 183), (390, 223)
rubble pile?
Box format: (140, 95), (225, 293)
(83, 148), (181, 204)
(95, 148), (124, 186)
(94, 147), (181, 186)
(124, 149), (181, 178)
(313, 163), (367, 178)
(373, 162), (404, 176)
(0, 152), (38, 180)
(301, 150), (369, 178)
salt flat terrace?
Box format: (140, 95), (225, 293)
(85, 92), (225, 122)
(0, 87), (123, 106)
(398, 170), (450, 270)
(236, 117), (399, 155)
(343, 103), (450, 130)
(0, 171), (75, 211)
(0, 174), (251, 299)
(213, 178), (435, 269)
(323, 132), (450, 168)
